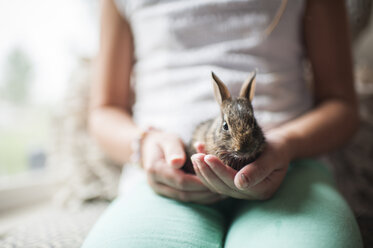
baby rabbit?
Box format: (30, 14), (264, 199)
(184, 71), (265, 173)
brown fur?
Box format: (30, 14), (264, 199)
(184, 71), (265, 173)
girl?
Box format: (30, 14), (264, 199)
(83, 0), (363, 247)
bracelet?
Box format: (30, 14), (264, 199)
(130, 126), (154, 167)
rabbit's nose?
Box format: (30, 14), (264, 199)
(235, 146), (249, 153)
(234, 140), (250, 153)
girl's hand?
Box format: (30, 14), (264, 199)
(142, 131), (222, 204)
(191, 132), (292, 200)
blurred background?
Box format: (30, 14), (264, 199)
(0, 0), (372, 247)
(0, 0), (98, 177)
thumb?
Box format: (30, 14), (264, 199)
(234, 156), (272, 189)
(161, 136), (186, 168)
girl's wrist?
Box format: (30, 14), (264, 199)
(266, 128), (297, 163)
(130, 126), (155, 167)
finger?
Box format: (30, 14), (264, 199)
(193, 154), (234, 195)
(142, 143), (163, 171)
(192, 156), (257, 200)
(192, 167), (228, 204)
(234, 154), (274, 189)
(194, 142), (207, 154)
(151, 181), (221, 203)
(153, 162), (210, 191)
(204, 155), (237, 189)
(192, 156), (218, 193)
(161, 136), (186, 168)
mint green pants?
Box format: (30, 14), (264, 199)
(82, 160), (363, 248)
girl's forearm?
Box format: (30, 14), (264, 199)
(271, 99), (359, 161)
(89, 106), (142, 164)
(277, 0), (359, 161)
(90, 0), (137, 165)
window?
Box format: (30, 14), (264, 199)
(0, 0), (98, 197)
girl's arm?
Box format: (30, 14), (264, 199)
(89, 0), (220, 204)
(89, 0), (139, 164)
(192, 0), (359, 200)
(276, 0), (359, 160)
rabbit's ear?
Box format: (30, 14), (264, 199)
(239, 70), (257, 102)
(212, 72), (231, 106)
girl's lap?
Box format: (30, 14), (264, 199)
(82, 160), (362, 248)
(82, 182), (227, 248)
(225, 159), (363, 248)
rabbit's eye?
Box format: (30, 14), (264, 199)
(222, 121), (229, 131)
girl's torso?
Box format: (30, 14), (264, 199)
(114, 0), (312, 142)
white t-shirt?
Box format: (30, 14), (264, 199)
(113, 0), (312, 195)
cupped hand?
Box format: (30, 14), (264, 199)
(142, 130), (222, 204)
(191, 132), (292, 200)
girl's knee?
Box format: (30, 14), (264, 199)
(225, 212), (362, 248)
